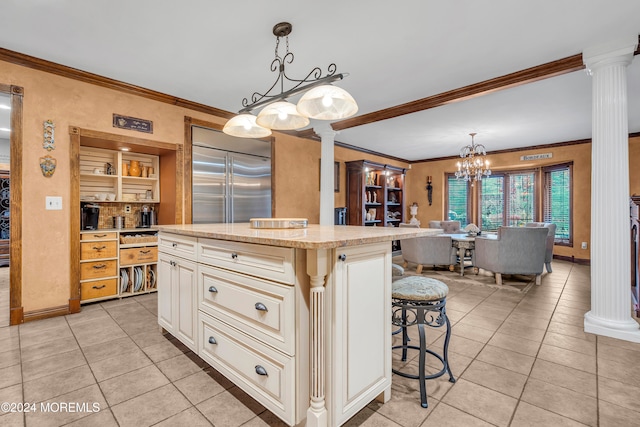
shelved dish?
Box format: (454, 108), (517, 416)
(120, 269), (129, 293)
(148, 269), (156, 288)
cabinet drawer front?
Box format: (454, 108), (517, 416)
(81, 231), (117, 241)
(158, 232), (197, 258)
(120, 247), (158, 265)
(199, 265), (295, 355)
(80, 241), (117, 260)
(80, 260), (117, 280)
(198, 312), (294, 425)
(198, 239), (295, 285)
(81, 278), (118, 301)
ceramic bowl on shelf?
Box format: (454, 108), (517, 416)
(106, 193), (116, 201)
(94, 193), (107, 201)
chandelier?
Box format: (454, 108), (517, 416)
(454, 133), (491, 184)
(223, 22), (358, 138)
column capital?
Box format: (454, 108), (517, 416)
(313, 123), (338, 140)
(583, 36), (638, 74)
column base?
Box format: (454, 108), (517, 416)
(584, 311), (640, 343)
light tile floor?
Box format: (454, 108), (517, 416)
(1, 261), (640, 426)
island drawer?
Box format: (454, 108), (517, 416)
(198, 264), (295, 355)
(198, 238), (295, 285)
(80, 259), (117, 280)
(158, 233), (197, 259)
(80, 241), (117, 260)
(198, 311), (295, 425)
(81, 231), (117, 241)
(81, 278), (118, 301)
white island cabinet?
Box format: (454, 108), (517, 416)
(157, 223), (440, 427)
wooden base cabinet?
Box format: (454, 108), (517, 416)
(158, 230), (392, 427)
(80, 229), (158, 303)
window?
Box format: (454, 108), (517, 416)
(445, 175), (469, 227)
(445, 163), (571, 244)
(478, 172), (535, 230)
(543, 164), (572, 244)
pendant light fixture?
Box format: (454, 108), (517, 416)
(454, 133), (491, 185)
(223, 22), (358, 138)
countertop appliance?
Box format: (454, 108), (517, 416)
(81, 203), (100, 230)
(138, 205), (156, 228)
(192, 126), (271, 224)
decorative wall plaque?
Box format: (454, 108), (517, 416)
(39, 155), (57, 177)
(113, 114), (153, 133)
(43, 119), (55, 151)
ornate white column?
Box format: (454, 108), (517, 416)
(584, 37), (640, 342)
(306, 249), (329, 427)
(315, 124), (338, 226)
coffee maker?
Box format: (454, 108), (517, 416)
(138, 205), (156, 228)
(81, 203), (100, 230)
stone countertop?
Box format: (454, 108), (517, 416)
(157, 223), (442, 249)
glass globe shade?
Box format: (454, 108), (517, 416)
(296, 85), (358, 120)
(223, 114), (272, 138)
(256, 101), (310, 130)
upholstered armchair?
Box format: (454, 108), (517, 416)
(474, 226), (548, 285)
(428, 220), (462, 234)
(525, 222), (557, 273)
(399, 223), (457, 274)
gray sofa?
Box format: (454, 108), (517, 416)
(524, 222), (557, 273)
(399, 223), (457, 273)
(474, 226), (548, 285)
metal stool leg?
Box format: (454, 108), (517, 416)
(401, 307), (408, 361)
(417, 322), (428, 408)
(442, 310), (456, 382)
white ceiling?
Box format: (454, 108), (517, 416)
(1, 0), (640, 161)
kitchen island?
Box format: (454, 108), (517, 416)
(156, 223), (440, 426)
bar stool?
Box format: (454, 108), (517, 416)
(391, 276), (455, 408)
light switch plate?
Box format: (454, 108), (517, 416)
(46, 196), (62, 210)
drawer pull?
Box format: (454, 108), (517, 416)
(139, 250), (151, 254)
(172, 242), (178, 248)
(255, 365), (268, 376)
(93, 234), (107, 238)
(92, 245), (106, 251)
(92, 264), (107, 270)
(92, 284), (106, 290)
(170, 260), (177, 267)
(338, 253), (347, 261)
(231, 252), (238, 260)
(208, 336), (217, 345)
(255, 302), (268, 312)
(208, 286), (218, 293)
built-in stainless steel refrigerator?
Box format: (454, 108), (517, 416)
(192, 126), (271, 223)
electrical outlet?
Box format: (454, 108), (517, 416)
(581, 242), (588, 249)
(45, 196), (62, 210)
(124, 205), (131, 214)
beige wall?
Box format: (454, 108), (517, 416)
(0, 60), (226, 312)
(2, 56), (638, 314)
(404, 139), (640, 262)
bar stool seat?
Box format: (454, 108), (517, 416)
(391, 276), (455, 408)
